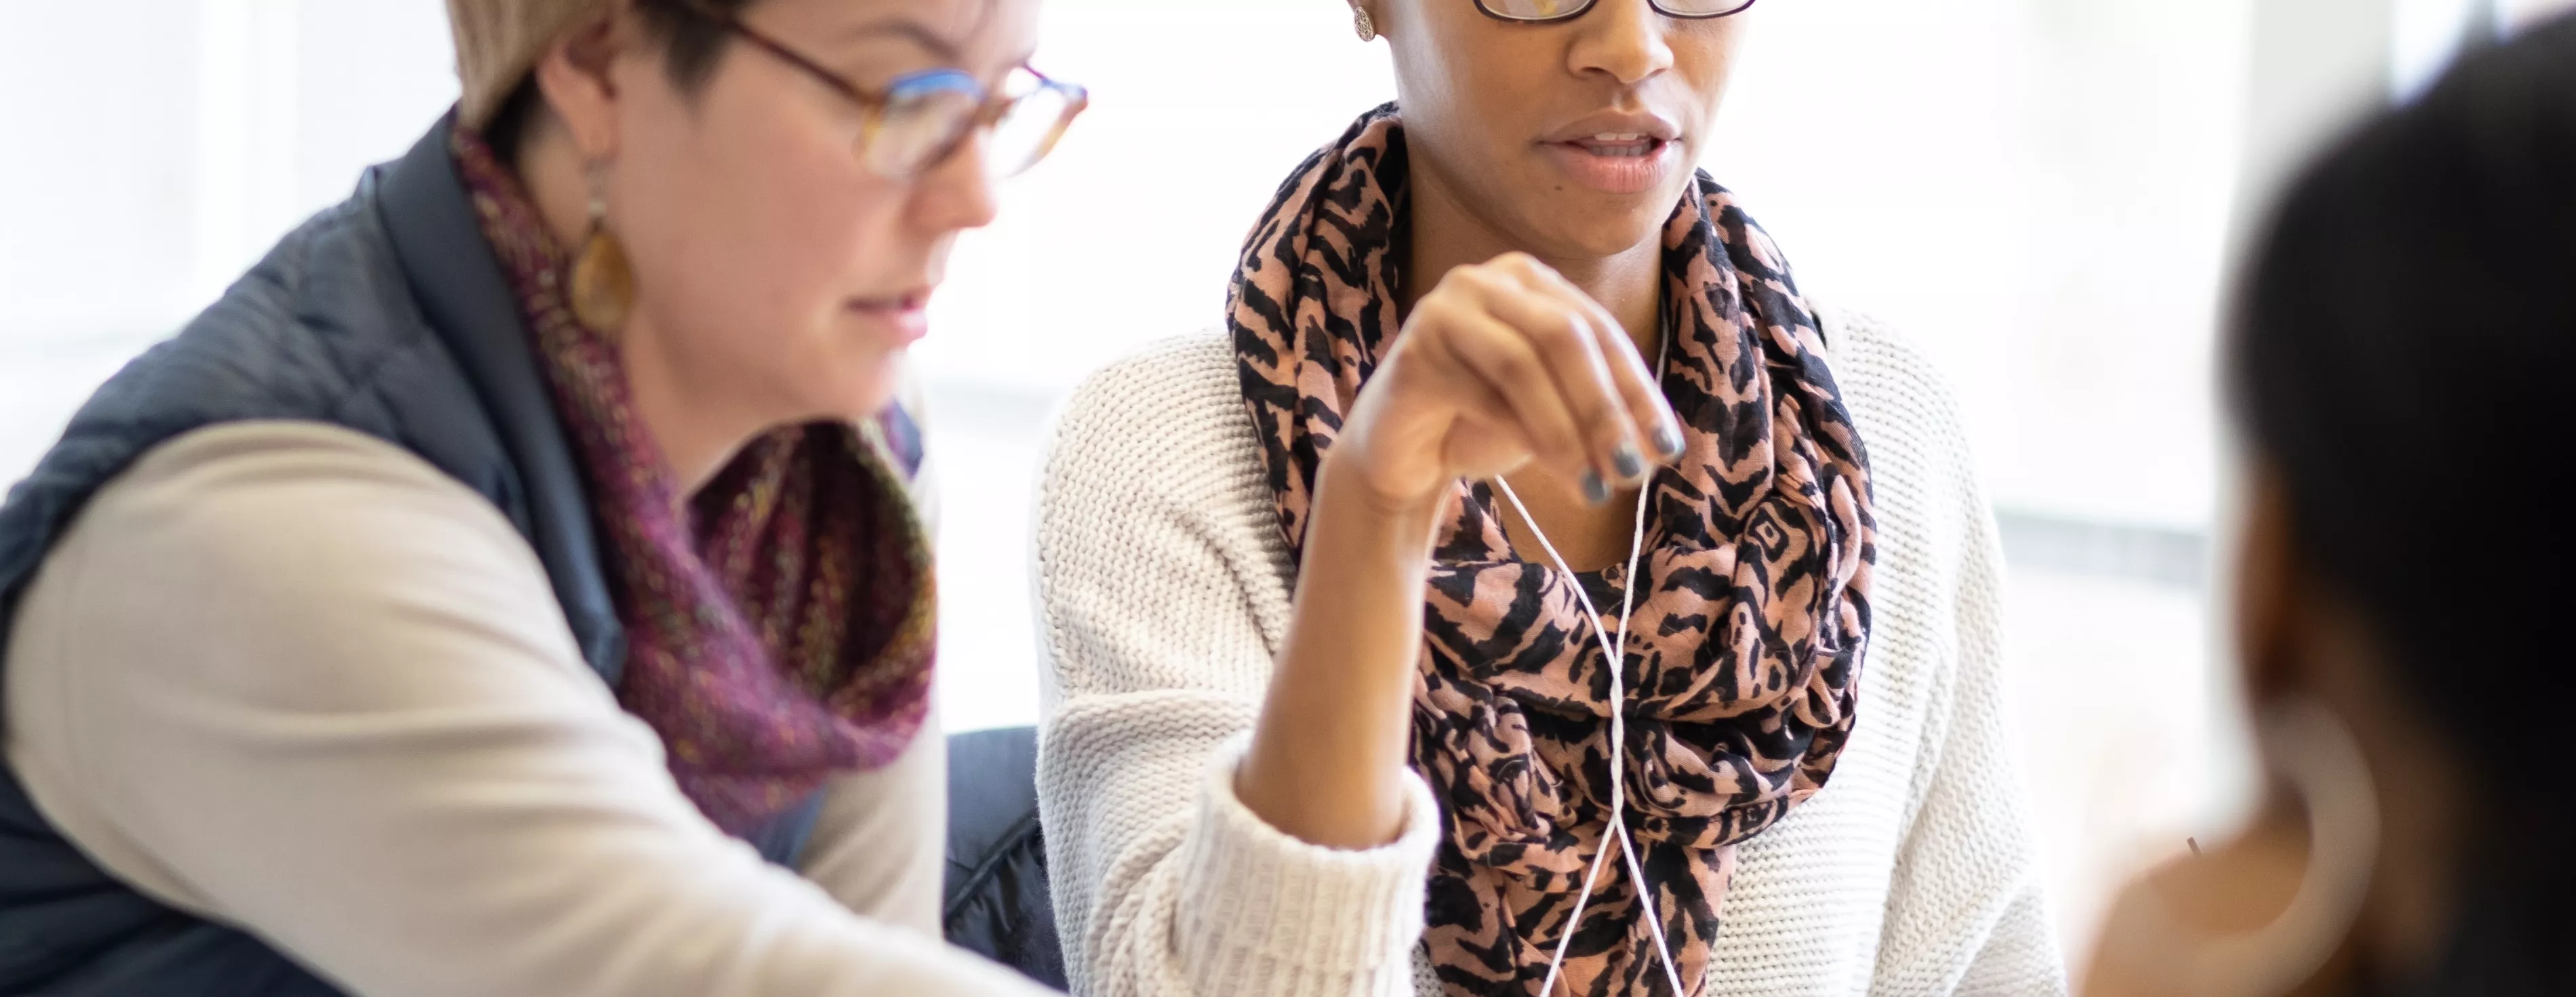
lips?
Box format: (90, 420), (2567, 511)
(1541, 111), (1685, 196)
(1543, 134), (1680, 196)
(851, 289), (927, 312)
(1565, 133), (1664, 158)
(848, 288), (932, 346)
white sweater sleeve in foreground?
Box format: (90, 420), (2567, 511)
(1033, 342), (1442, 997)
(1, 422), (1046, 997)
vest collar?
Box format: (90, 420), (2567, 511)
(372, 111), (626, 684)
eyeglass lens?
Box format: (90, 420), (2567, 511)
(864, 72), (1079, 180)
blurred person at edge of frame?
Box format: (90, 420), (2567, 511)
(1032, 0), (2062, 994)
(0, 0), (1081, 994)
(2083, 16), (2576, 997)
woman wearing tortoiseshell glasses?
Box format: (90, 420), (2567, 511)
(1034, 0), (2064, 994)
(0, 1), (1078, 994)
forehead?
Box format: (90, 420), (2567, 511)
(751, 0), (1041, 70)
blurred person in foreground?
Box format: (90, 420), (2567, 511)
(0, 0), (1081, 994)
(2083, 15), (2576, 997)
(1032, 0), (2061, 993)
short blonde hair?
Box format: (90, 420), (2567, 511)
(447, 0), (605, 131)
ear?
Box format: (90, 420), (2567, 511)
(528, 7), (630, 162)
(2233, 465), (2303, 705)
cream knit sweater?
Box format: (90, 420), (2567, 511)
(1032, 305), (2068, 996)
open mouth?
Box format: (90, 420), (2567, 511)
(1543, 133), (1680, 195)
(1565, 134), (1668, 159)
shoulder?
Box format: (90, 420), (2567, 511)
(1031, 333), (1296, 702)
(182, 192), (440, 395)
(1803, 299), (2007, 798)
(1037, 332), (1274, 540)
(138, 187), (461, 456)
(24, 192), (460, 511)
(1811, 299), (1988, 570)
(1041, 332), (1247, 485)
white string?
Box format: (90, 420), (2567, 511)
(1498, 475), (1685, 996)
(1500, 334), (1685, 997)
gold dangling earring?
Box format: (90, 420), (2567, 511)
(1352, 4), (1376, 41)
(569, 162), (634, 334)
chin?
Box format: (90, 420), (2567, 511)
(1516, 184), (1687, 260)
(1539, 210), (1674, 260)
(782, 358), (905, 428)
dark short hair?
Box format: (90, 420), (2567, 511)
(486, 0), (755, 159)
(2230, 13), (2576, 990)
(631, 0), (757, 91)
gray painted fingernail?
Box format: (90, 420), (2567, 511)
(1654, 425), (1685, 459)
(1580, 470), (1611, 505)
(1611, 442), (1645, 481)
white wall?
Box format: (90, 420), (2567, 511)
(0, 0), (458, 477)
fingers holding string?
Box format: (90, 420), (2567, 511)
(1464, 259), (1653, 501)
(1520, 262), (1686, 463)
(1417, 297), (1595, 484)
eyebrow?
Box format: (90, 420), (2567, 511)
(845, 18), (965, 64)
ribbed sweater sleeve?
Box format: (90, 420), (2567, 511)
(1032, 338), (1442, 997)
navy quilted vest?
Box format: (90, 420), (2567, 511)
(0, 115), (822, 995)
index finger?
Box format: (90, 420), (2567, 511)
(1518, 266), (1685, 464)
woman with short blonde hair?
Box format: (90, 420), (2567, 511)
(0, 1), (1080, 993)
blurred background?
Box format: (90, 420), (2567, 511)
(4, 0), (2569, 977)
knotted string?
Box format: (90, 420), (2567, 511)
(1493, 332), (1689, 997)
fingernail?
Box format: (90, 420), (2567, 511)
(1611, 442), (1645, 481)
(1653, 425), (1686, 460)
(1581, 469), (1611, 505)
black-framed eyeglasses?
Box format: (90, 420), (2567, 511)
(1476, 0), (1756, 23)
(686, 3), (1089, 180)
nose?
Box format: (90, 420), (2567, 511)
(910, 131), (1002, 234)
(1567, 0), (1675, 87)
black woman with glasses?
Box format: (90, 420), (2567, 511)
(1032, 0), (2061, 994)
(0, 1), (1079, 995)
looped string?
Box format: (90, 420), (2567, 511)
(1492, 334), (1687, 997)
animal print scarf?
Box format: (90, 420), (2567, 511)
(1230, 104), (1876, 996)
(451, 125), (935, 838)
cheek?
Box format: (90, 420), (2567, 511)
(1673, 23), (1744, 130)
(1396, 42), (1547, 179)
(691, 93), (924, 311)
(616, 90), (915, 411)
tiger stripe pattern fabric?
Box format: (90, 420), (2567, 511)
(1227, 104), (1878, 997)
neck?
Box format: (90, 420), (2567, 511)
(512, 117), (755, 498)
(622, 322), (765, 496)
(1398, 161), (1664, 357)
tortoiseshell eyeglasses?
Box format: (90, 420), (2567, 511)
(689, 4), (1089, 180)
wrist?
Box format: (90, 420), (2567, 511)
(1316, 447), (1451, 528)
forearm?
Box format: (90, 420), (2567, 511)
(5, 425), (1046, 997)
(1237, 454), (1445, 850)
